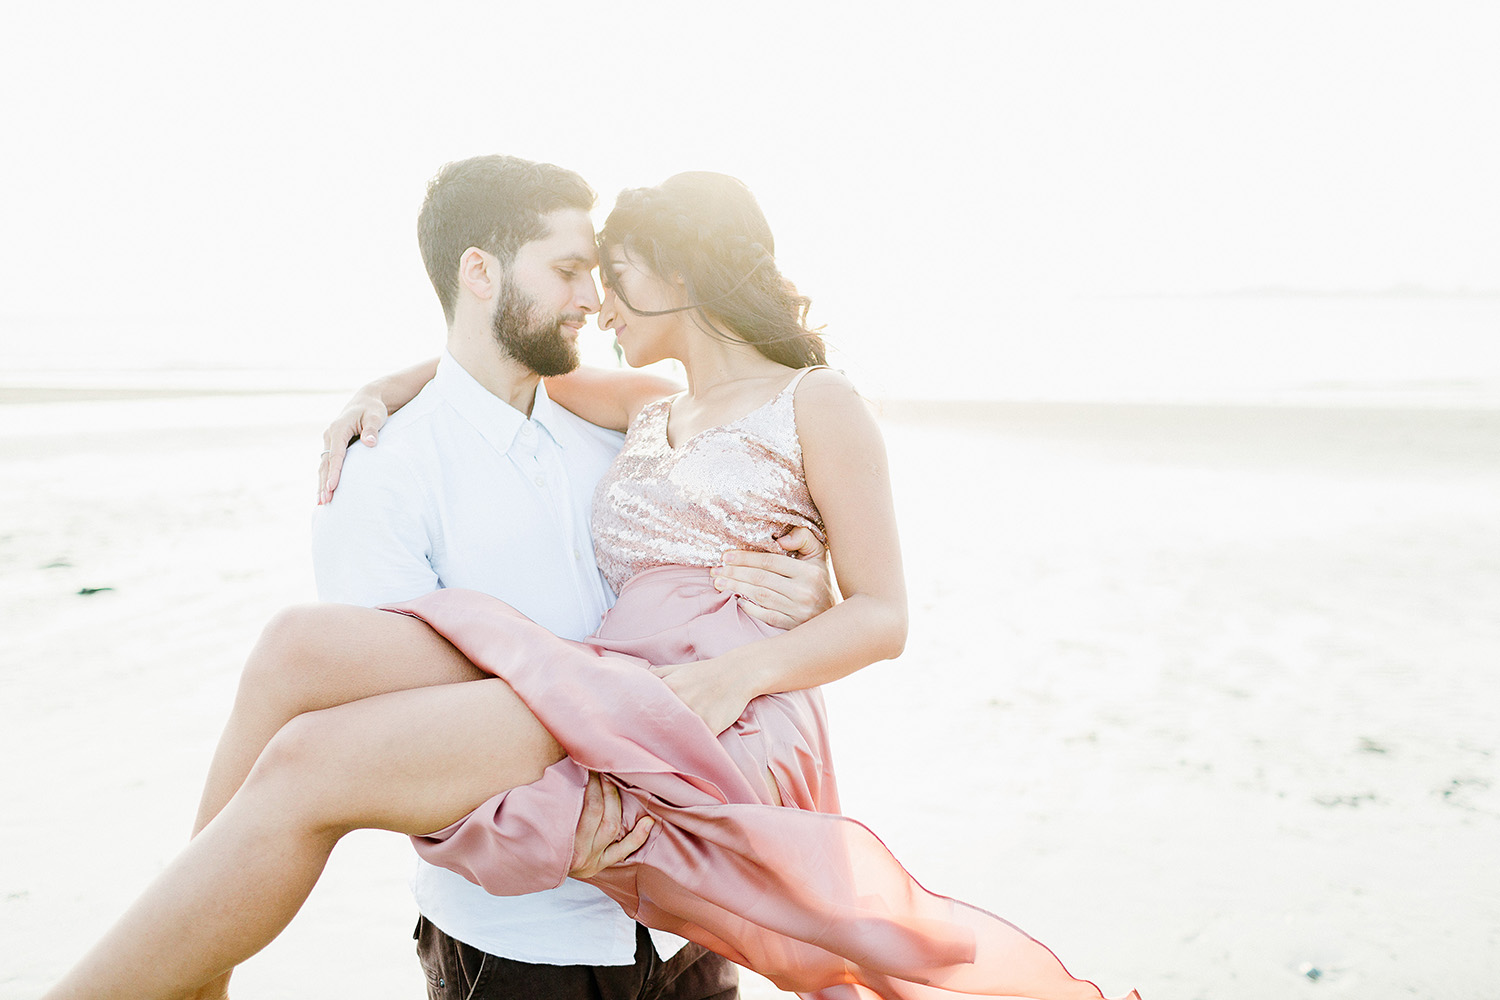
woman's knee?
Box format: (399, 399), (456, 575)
(241, 711), (351, 830)
(238, 605), (336, 708)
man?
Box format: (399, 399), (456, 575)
(312, 155), (831, 1000)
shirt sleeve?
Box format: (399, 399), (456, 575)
(311, 448), (441, 608)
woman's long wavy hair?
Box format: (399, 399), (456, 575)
(598, 172), (827, 369)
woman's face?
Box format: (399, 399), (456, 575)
(599, 246), (686, 368)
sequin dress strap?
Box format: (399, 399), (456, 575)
(779, 364), (824, 395)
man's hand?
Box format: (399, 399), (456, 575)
(568, 772), (654, 879)
(711, 526), (836, 629)
(318, 394), (390, 505)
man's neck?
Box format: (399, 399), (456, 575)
(447, 332), (542, 417)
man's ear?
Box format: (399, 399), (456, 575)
(458, 247), (498, 301)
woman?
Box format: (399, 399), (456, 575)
(44, 173), (1135, 1000)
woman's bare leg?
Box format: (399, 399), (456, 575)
(175, 605), (485, 1000)
(191, 604), (485, 835)
(46, 676), (566, 1000)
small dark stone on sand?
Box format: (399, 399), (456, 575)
(1314, 793), (1376, 807)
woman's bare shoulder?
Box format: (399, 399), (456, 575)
(793, 367), (870, 412)
(792, 368), (880, 443)
(793, 366), (860, 399)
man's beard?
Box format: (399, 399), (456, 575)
(491, 282), (582, 377)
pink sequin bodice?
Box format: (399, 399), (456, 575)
(591, 370), (826, 594)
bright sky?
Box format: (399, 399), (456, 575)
(2, 1), (1497, 392)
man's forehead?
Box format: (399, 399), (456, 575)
(528, 208), (598, 262)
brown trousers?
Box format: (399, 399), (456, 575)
(414, 916), (739, 1000)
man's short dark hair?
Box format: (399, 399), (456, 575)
(417, 155), (595, 324)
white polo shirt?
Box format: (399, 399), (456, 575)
(311, 351), (681, 965)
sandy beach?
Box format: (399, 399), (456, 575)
(1, 387), (1497, 999)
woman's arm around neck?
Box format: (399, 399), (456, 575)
(545, 366), (683, 431)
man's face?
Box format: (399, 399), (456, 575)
(491, 208), (600, 377)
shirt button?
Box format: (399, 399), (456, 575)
(573, 548), (581, 560)
(535, 475), (545, 486)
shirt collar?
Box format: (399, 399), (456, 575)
(528, 377), (569, 449)
(433, 351), (566, 455)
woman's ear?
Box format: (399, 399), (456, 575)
(458, 247), (498, 301)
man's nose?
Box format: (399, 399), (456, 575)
(578, 281), (601, 315)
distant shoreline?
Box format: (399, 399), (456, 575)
(4, 383), (1500, 411)
(3, 386), (1495, 475)
(1101, 285), (1500, 300)
(0, 385), (340, 405)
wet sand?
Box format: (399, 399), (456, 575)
(1, 390), (1497, 998)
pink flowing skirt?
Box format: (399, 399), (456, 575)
(390, 567), (1135, 1000)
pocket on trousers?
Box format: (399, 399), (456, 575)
(413, 915), (462, 997)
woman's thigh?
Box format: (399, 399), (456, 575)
(251, 675), (566, 836)
(247, 603), (488, 709)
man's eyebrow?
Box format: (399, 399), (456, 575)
(554, 253), (596, 265)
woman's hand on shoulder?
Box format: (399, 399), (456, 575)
(318, 393), (389, 504)
(318, 358), (438, 504)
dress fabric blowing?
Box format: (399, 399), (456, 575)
(392, 370), (1136, 1000)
